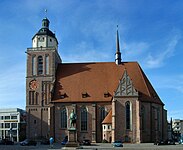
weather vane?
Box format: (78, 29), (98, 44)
(45, 9), (48, 18)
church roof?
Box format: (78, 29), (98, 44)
(102, 109), (112, 124)
(52, 62), (163, 105)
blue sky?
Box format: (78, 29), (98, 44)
(0, 0), (183, 120)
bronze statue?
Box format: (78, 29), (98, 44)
(69, 109), (77, 128)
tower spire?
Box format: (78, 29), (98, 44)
(115, 25), (122, 65)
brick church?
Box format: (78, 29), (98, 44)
(26, 17), (168, 143)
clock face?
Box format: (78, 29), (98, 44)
(29, 80), (39, 90)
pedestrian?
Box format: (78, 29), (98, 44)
(49, 137), (54, 148)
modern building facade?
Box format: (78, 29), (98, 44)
(26, 17), (168, 143)
(0, 108), (26, 142)
(172, 119), (183, 141)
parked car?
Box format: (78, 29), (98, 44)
(61, 136), (68, 145)
(112, 140), (123, 147)
(82, 139), (91, 145)
(61, 138), (68, 145)
(20, 139), (37, 146)
(179, 139), (183, 144)
(154, 139), (175, 145)
(0, 139), (14, 145)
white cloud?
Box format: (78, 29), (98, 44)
(62, 41), (112, 63)
(123, 41), (149, 60)
(150, 74), (183, 94)
(144, 30), (181, 69)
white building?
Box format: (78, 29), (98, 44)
(0, 108), (26, 142)
(172, 119), (183, 141)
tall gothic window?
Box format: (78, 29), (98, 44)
(45, 55), (49, 75)
(61, 107), (67, 128)
(100, 107), (106, 122)
(125, 101), (131, 130)
(32, 55), (36, 75)
(38, 56), (43, 75)
(157, 108), (160, 131)
(141, 105), (145, 130)
(81, 106), (87, 131)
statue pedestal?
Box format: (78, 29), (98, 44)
(65, 128), (79, 147)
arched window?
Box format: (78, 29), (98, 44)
(141, 105), (145, 130)
(32, 55), (36, 75)
(38, 56), (43, 75)
(45, 55), (49, 75)
(157, 108), (160, 131)
(61, 107), (67, 128)
(81, 106), (87, 131)
(100, 107), (106, 122)
(125, 101), (131, 130)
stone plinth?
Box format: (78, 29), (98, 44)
(65, 128), (79, 147)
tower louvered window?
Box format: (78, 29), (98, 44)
(32, 55), (36, 75)
(38, 56), (43, 75)
(45, 55), (49, 75)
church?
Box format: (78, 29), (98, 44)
(26, 17), (168, 143)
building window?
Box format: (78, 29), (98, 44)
(5, 116), (10, 120)
(45, 55), (49, 74)
(125, 101), (131, 130)
(35, 92), (39, 105)
(81, 106), (87, 131)
(11, 123), (17, 128)
(32, 55), (36, 75)
(42, 81), (51, 105)
(141, 105), (145, 130)
(34, 120), (36, 124)
(0, 123), (4, 128)
(29, 91), (38, 105)
(45, 55), (49, 75)
(11, 116), (17, 120)
(61, 107), (67, 128)
(100, 107), (106, 122)
(157, 109), (160, 131)
(5, 123), (10, 128)
(38, 56), (43, 75)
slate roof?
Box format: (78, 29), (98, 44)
(52, 62), (163, 105)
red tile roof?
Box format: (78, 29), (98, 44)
(102, 109), (112, 124)
(52, 62), (163, 105)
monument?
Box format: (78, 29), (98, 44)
(65, 109), (79, 147)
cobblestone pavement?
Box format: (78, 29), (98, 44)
(0, 143), (183, 150)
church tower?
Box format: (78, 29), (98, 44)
(26, 17), (61, 139)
